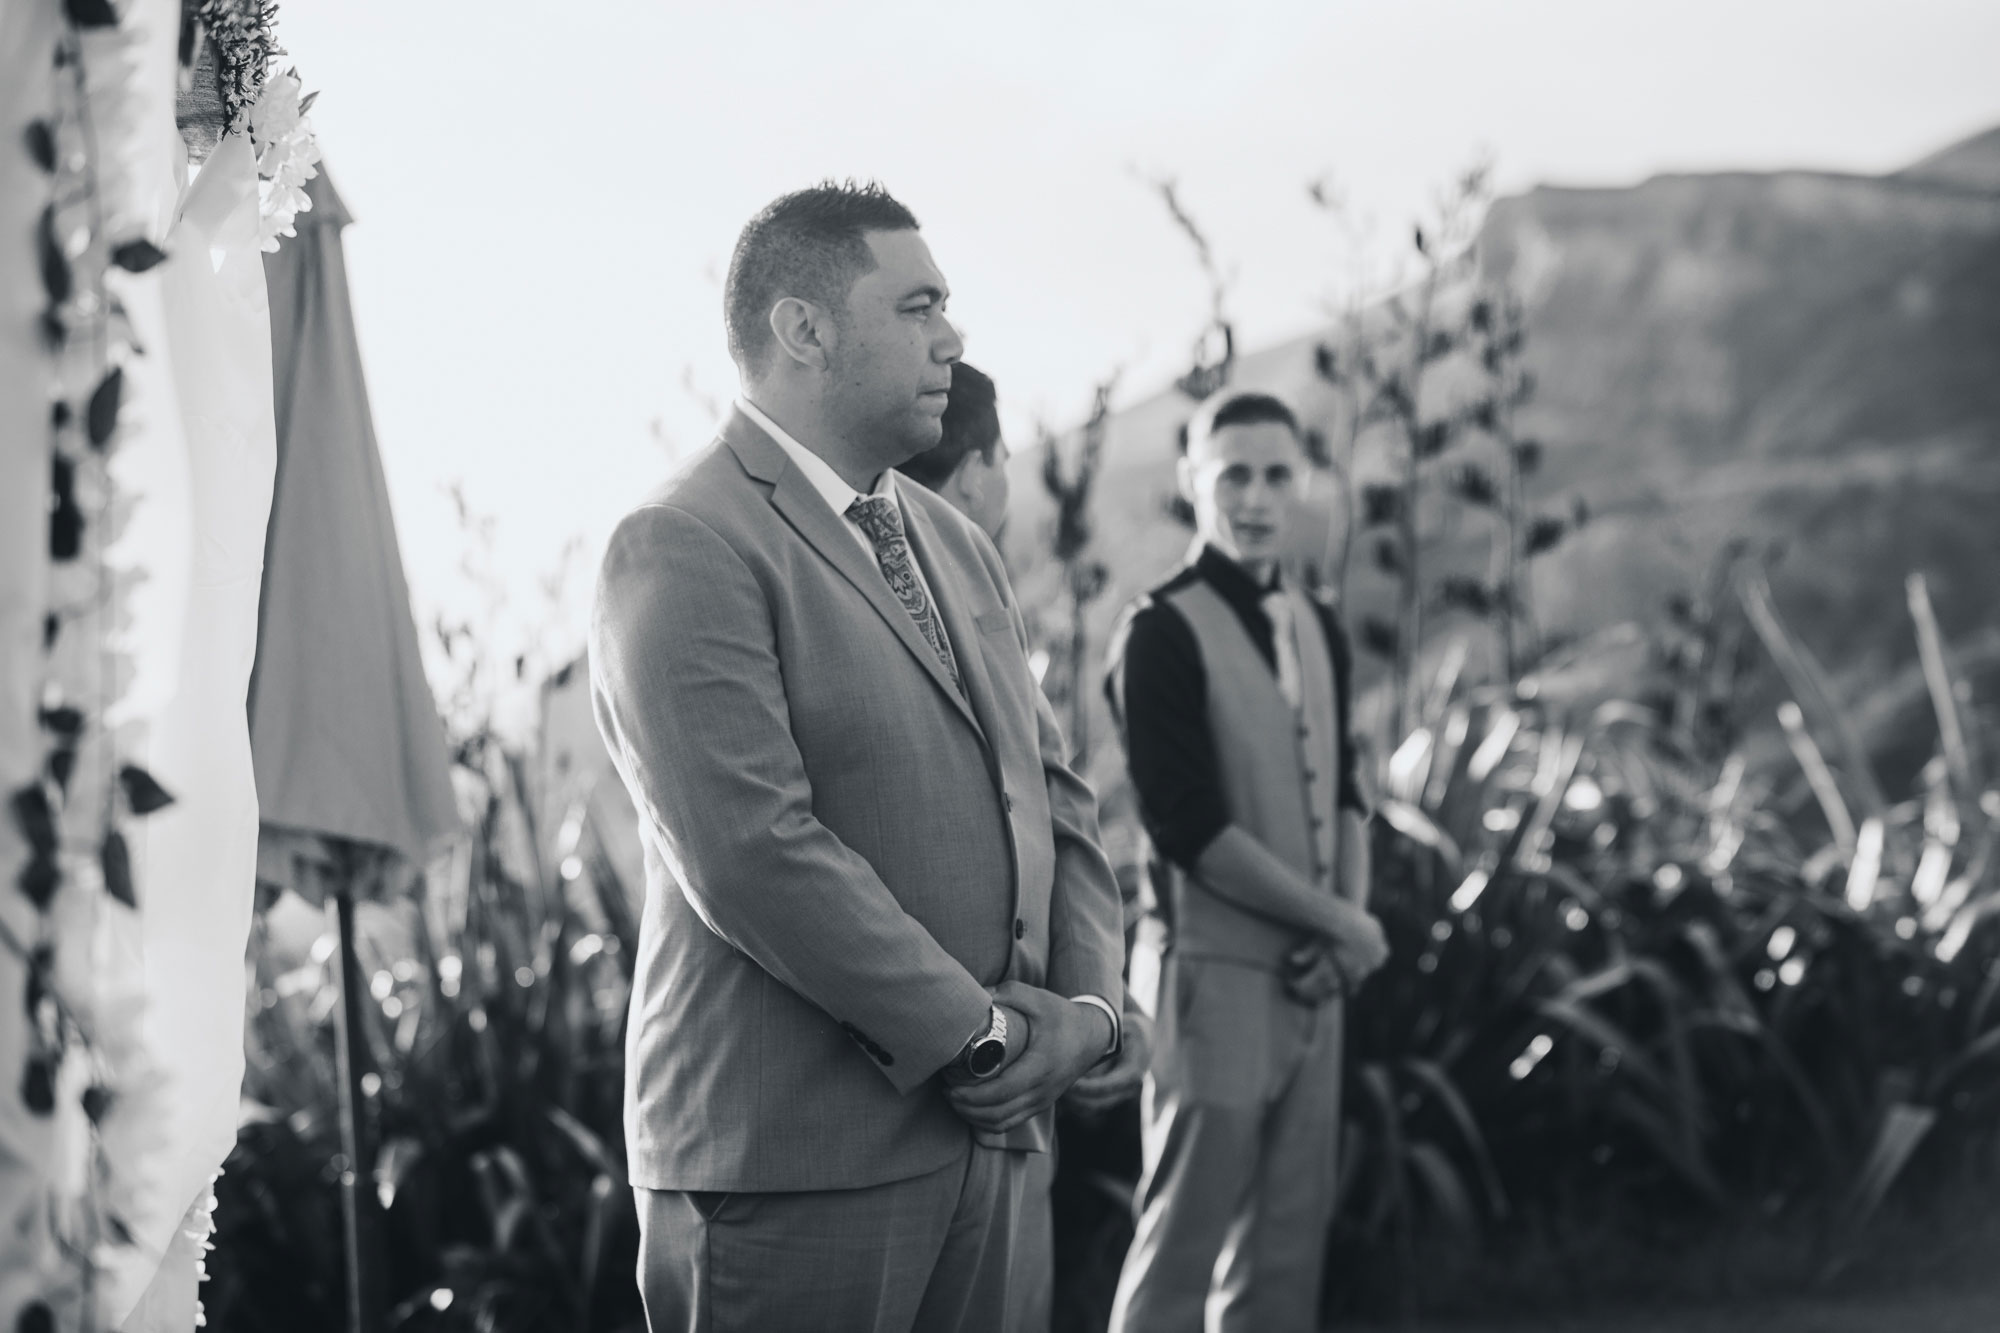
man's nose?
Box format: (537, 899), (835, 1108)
(934, 314), (965, 363)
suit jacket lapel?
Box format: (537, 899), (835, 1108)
(724, 411), (985, 735)
(899, 499), (998, 746)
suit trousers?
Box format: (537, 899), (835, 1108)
(1108, 955), (1344, 1333)
(1011, 1145), (1055, 1333)
(636, 1138), (1030, 1333)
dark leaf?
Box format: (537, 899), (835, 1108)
(1301, 426), (1332, 469)
(1314, 342), (1340, 383)
(1469, 398), (1497, 432)
(109, 238), (168, 273)
(1436, 575), (1495, 617)
(87, 366), (124, 448)
(1361, 483), (1404, 527)
(298, 90), (320, 115)
(102, 830), (135, 908)
(1449, 464), (1499, 508)
(51, 501), (84, 564)
(24, 945), (52, 1017)
(63, 0), (120, 26)
(1425, 330), (1455, 363)
(43, 614), (60, 650)
(117, 764), (176, 815)
(1526, 516), (1567, 557)
(16, 1300), (55, 1333)
(46, 748), (76, 796)
(1361, 616), (1399, 659)
(81, 1084), (113, 1124)
(37, 706), (84, 738)
(24, 120), (56, 173)
(1469, 299), (1492, 333)
(106, 1213), (135, 1246)
(19, 854), (59, 910)
(50, 400), (71, 430)
(37, 205), (71, 306)
(22, 1054), (56, 1116)
(1373, 535), (1405, 577)
(9, 784), (58, 855)
(38, 309), (66, 353)
(1572, 495), (1591, 528)
(1413, 224), (1428, 256)
(1415, 420), (1454, 460)
(1513, 439), (1542, 476)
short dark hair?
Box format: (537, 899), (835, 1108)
(724, 180), (921, 372)
(897, 362), (1000, 490)
(1181, 389), (1300, 455)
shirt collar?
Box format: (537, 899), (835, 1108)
(738, 397), (897, 517)
(1193, 541), (1281, 608)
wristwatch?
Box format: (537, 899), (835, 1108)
(957, 1005), (1010, 1081)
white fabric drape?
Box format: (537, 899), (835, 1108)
(115, 119), (278, 1330)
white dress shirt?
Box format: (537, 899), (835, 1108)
(737, 398), (1121, 1062)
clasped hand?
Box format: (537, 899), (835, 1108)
(944, 981), (1115, 1135)
(1287, 907), (1390, 1005)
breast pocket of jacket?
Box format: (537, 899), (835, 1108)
(974, 608), (1014, 638)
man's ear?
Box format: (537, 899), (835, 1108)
(769, 296), (832, 371)
(948, 456), (979, 505)
(1175, 456), (1197, 506)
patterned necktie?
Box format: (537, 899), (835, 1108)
(845, 495), (963, 695)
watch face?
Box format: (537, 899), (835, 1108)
(967, 1038), (1006, 1079)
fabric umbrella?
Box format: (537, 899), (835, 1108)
(251, 164), (459, 872)
(249, 163), (461, 1333)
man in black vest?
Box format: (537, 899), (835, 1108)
(1103, 389), (1389, 1332)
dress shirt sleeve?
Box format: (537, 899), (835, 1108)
(1069, 994), (1121, 1057)
(1105, 603), (1230, 870)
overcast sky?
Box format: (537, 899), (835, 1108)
(273, 0), (2000, 670)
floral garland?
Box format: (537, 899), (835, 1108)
(194, 0), (279, 134)
(13, 1), (180, 1325)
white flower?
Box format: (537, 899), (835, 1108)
(246, 68), (322, 252)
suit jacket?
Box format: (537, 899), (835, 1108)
(590, 408), (1125, 1192)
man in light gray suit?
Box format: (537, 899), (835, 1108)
(590, 181), (1127, 1333)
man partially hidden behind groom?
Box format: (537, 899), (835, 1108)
(589, 181), (1127, 1332)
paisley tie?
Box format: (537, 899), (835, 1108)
(846, 495), (963, 696)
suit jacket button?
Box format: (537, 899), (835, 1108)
(1014, 918), (1026, 940)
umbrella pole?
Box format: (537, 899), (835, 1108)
(326, 884), (380, 1333)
